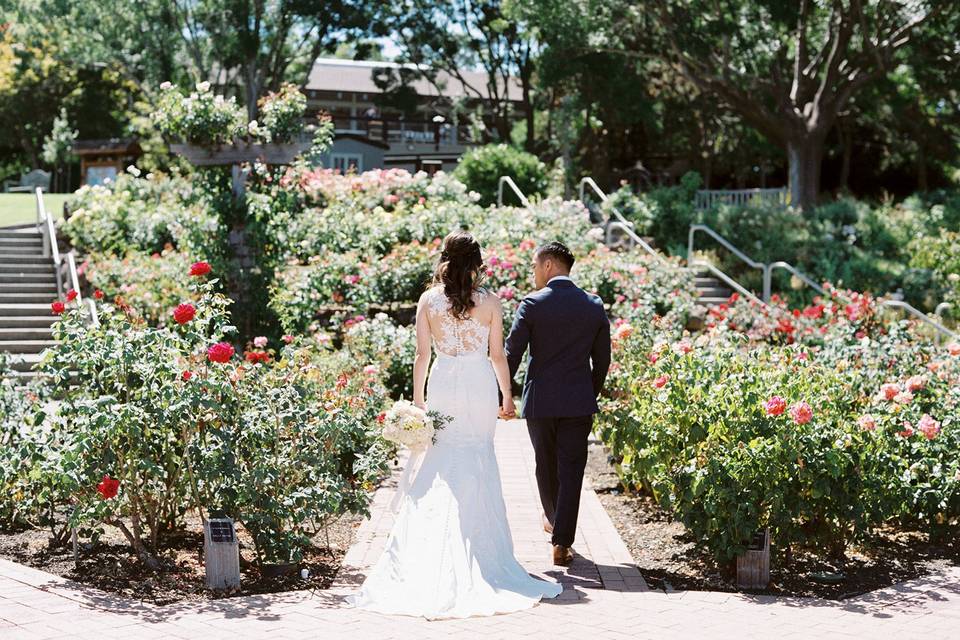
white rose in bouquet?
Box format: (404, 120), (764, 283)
(381, 400), (450, 450)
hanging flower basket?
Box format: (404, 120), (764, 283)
(170, 141), (311, 166)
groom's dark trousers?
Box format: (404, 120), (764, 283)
(505, 278), (611, 549)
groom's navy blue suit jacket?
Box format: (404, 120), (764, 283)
(505, 279), (611, 419)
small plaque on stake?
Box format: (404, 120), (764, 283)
(204, 517), (240, 590)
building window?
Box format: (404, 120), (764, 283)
(331, 154), (363, 173)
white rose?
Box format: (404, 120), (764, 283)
(159, 81), (173, 90)
(196, 81), (211, 92)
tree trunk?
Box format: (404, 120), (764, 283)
(839, 124), (852, 193)
(916, 144), (928, 192)
(787, 134), (824, 210)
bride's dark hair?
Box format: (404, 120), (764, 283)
(432, 230), (485, 319)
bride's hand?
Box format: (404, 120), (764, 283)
(500, 395), (516, 419)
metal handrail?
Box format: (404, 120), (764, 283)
(66, 251), (82, 304)
(35, 187), (63, 297)
(765, 261), (830, 302)
(85, 297), (100, 328)
(688, 224), (764, 271)
(881, 300), (958, 343)
(933, 302), (954, 346)
(497, 176), (531, 208)
(578, 177), (663, 263)
(691, 260), (766, 307)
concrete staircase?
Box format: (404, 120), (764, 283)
(0, 227), (58, 377)
(694, 270), (733, 307)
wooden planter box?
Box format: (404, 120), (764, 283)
(170, 141), (310, 166)
(736, 528), (770, 589)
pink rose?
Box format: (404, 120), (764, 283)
(857, 414), (877, 432)
(917, 414), (940, 440)
(893, 390), (914, 405)
(905, 375), (927, 392)
(253, 336), (268, 348)
(282, 334), (294, 344)
(765, 396), (787, 417)
(653, 375), (669, 389)
(789, 401), (813, 425)
(880, 383), (900, 401)
(898, 422), (914, 438)
(947, 342), (960, 356)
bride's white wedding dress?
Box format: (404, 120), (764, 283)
(348, 287), (562, 619)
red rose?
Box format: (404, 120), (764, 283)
(189, 261), (212, 276)
(182, 370), (193, 381)
(765, 396), (787, 416)
(653, 375), (669, 389)
(93, 289), (104, 300)
(173, 303), (196, 325)
(245, 351), (270, 364)
(207, 342), (235, 363)
(376, 412), (386, 424)
(51, 300), (65, 315)
(66, 289), (78, 302)
(96, 474), (120, 500)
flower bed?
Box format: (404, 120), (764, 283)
(2, 263), (391, 572)
(599, 290), (960, 564)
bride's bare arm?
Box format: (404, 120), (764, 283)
(413, 293), (432, 409)
(488, 297), (516, 416)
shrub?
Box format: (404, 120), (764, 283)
(254, 83), (308, 143)
(454, 144), (547, 207)
(63, 170), (225, 260)
(601, 182), (656, 235)
(30, 265), (390, 568)
(154, 81), (247, 146)
(84, 248), (201, 327)
(342, 314), (417, 400)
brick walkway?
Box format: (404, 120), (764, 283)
(1, 420), (959, 639)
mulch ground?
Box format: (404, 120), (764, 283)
(586, 441), (960, 599)
(0, 511), (363, 605)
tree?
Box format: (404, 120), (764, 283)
(169, 0), (380, 120)
(630, 0), (957, 209)
(379, 0), (537, 150)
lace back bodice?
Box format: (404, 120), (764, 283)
(425, 287), (490, 357)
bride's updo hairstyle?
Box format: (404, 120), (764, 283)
(433, 230), (485, 319)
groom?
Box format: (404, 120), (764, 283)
(504, 241), (611, 566)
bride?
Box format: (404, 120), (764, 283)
(348, 230), (563, 619)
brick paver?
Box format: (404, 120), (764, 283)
(1, 419), (958, 639)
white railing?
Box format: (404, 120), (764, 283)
(881, 300), (958, 345)
(695, 188), (789, 211)
(691, 260), (766, 307)
(688, 223), (836, 303)
(35, 188), (97, 325)
(497, 176), (531, 208)
(35, 187), (63, 298)
(578, 177), (663, 263)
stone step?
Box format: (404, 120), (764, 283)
(0, 327), (54, 341)
(0, 292), (60, 304)
(698, 297), (732, 307)
(0, 238), (43, 249)
(0, 315), (58, 328)
(0, 262), (55, 274)
(0, 254), (53, 264)
(0, 272), (58, 283)
(694, 277), (721, 288)
(0, 282), (58, 293)
(0, 231), (43, 239)
(697, 287), (732, 299)
(0, 303), (57, 317)
(0, 339), (57, 354)
(4, 353), (42, 373)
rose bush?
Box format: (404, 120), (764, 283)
(21, 263), (391, 568)
(599, 299), (960, 562)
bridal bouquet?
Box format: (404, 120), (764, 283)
(381, 400), (450, 450)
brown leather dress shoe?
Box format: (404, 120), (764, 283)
(542, 514), (553, 534)
(552, 544), (573, 566)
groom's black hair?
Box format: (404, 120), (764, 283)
(535, 241), (575, 272)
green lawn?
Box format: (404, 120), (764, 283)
(0, 193), (71, 228)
